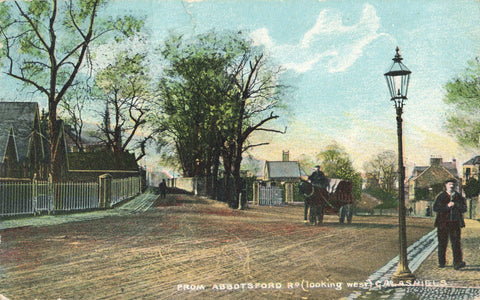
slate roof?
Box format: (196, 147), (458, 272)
(408, 158), (459, 184)
(0, 102), (39, 163)
(442, 161), (459, 177)
(413, 165), (457, 188)
(264, 161), (305, 181)
(408, 166), (428, 180)
(67, 151), (139, 171)
(464, 156), (480, 166)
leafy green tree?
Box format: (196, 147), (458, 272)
(316, 144), (362, 201)
(443, 58), (480, 147)
(0, 0), (143, 180)
(297, 153), (316, 175)
(153, 31), (286, 207)
(155, 33), (232, 177)
(464, 178), (480, 198)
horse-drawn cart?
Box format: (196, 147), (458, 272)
(299, 178), (354, 225)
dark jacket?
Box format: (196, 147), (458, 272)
(433, 191), (467, 228)
(159, 181), (167, 192)
(309, 170), (328, 188)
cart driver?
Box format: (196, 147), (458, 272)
(309, 165), (328, 189)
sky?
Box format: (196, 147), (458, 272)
(2, 0), (480, 174)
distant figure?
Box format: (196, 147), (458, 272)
(308, 165), (328, 189)
(159, 179), (167, 199)
(408, 207), (413, 215)
(426, 205), (432, 217)
(433, 179), (467, 270)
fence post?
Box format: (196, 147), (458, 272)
(253, 182), (259, 205)
(285, 182), (292, 204)
(138, 176), (141, 194)
(32, 174), (38, 215)
(99, 173), (113, 209)
(48, 174), (54, 213)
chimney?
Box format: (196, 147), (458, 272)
(430, 156), (442, 166)
(282, 150), (289, 162)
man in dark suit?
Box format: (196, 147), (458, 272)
(158, 179), (167, 199)
(433, 179), (467, 270)
(308, 165), (328, 189)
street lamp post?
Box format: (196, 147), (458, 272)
(384, 47), (415, 282)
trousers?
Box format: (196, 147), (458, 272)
(437, 221), (463, 265)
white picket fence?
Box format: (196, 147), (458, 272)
(258, 186), (283, 206)
(54, 182), (100, 211)
(0, 176), (141, 217)
(111, 177), (142, 206)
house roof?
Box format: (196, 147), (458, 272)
(442, 161), (459, 177)
(408, 166), (428, 180)
(464, 156), (480, 166)
(411, 165), (458, 188)
(264, 161), (304, 181)
(67, 151), (138, 171)
(0, 102), (39, 162)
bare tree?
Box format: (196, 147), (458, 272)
(94, 52), (152, 161)
(222, 51), (287, 208)
(363, 150), (397, 192)
(0, 0), (143, 180)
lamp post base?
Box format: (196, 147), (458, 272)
(392, 269), (416, 283)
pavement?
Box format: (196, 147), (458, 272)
(0, 191), (158, 230)
(1, 193), (479, 300)
(345, 218), (480, 300)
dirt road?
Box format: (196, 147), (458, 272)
(0, 193), (433, 299)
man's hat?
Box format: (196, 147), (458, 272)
(315, 165), (320, 168)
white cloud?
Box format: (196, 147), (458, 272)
(301, 10), (346, 49)
(250, 28), (275, 49)
(283, 50), (337, 73)
(251, 4), (385, 74)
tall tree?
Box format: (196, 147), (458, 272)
(223, 46), (286, 208)
(154, 32), (246, 200)
(363, 150), (397, 192)
(59, 82), (93, 152)
(443, 58), (480, 148)
(153, 31), (287, 206)
(0, 0), (143, 180)
(94, 52), (152, 161)
(316, 144), (362, 201)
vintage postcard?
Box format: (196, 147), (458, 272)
(0, 1), (479, 299)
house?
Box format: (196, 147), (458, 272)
(0, 102), (47, 179)
(262, 150), (306, 184)
(0, 102), (141, 182)
(407, 156), (459, 215)
(263, 161), (304, 182)
(461, 155), (480, 219)
(253, 151), (306, 204)
(462, 155), (480, 185)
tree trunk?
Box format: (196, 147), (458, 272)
(222, 149), (234, 207)
(211, 149), (220, 200)
(231, 141), (244, 209)
(48, 101), (61, 183)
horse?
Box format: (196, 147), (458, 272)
(298, 180), (330, 225)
